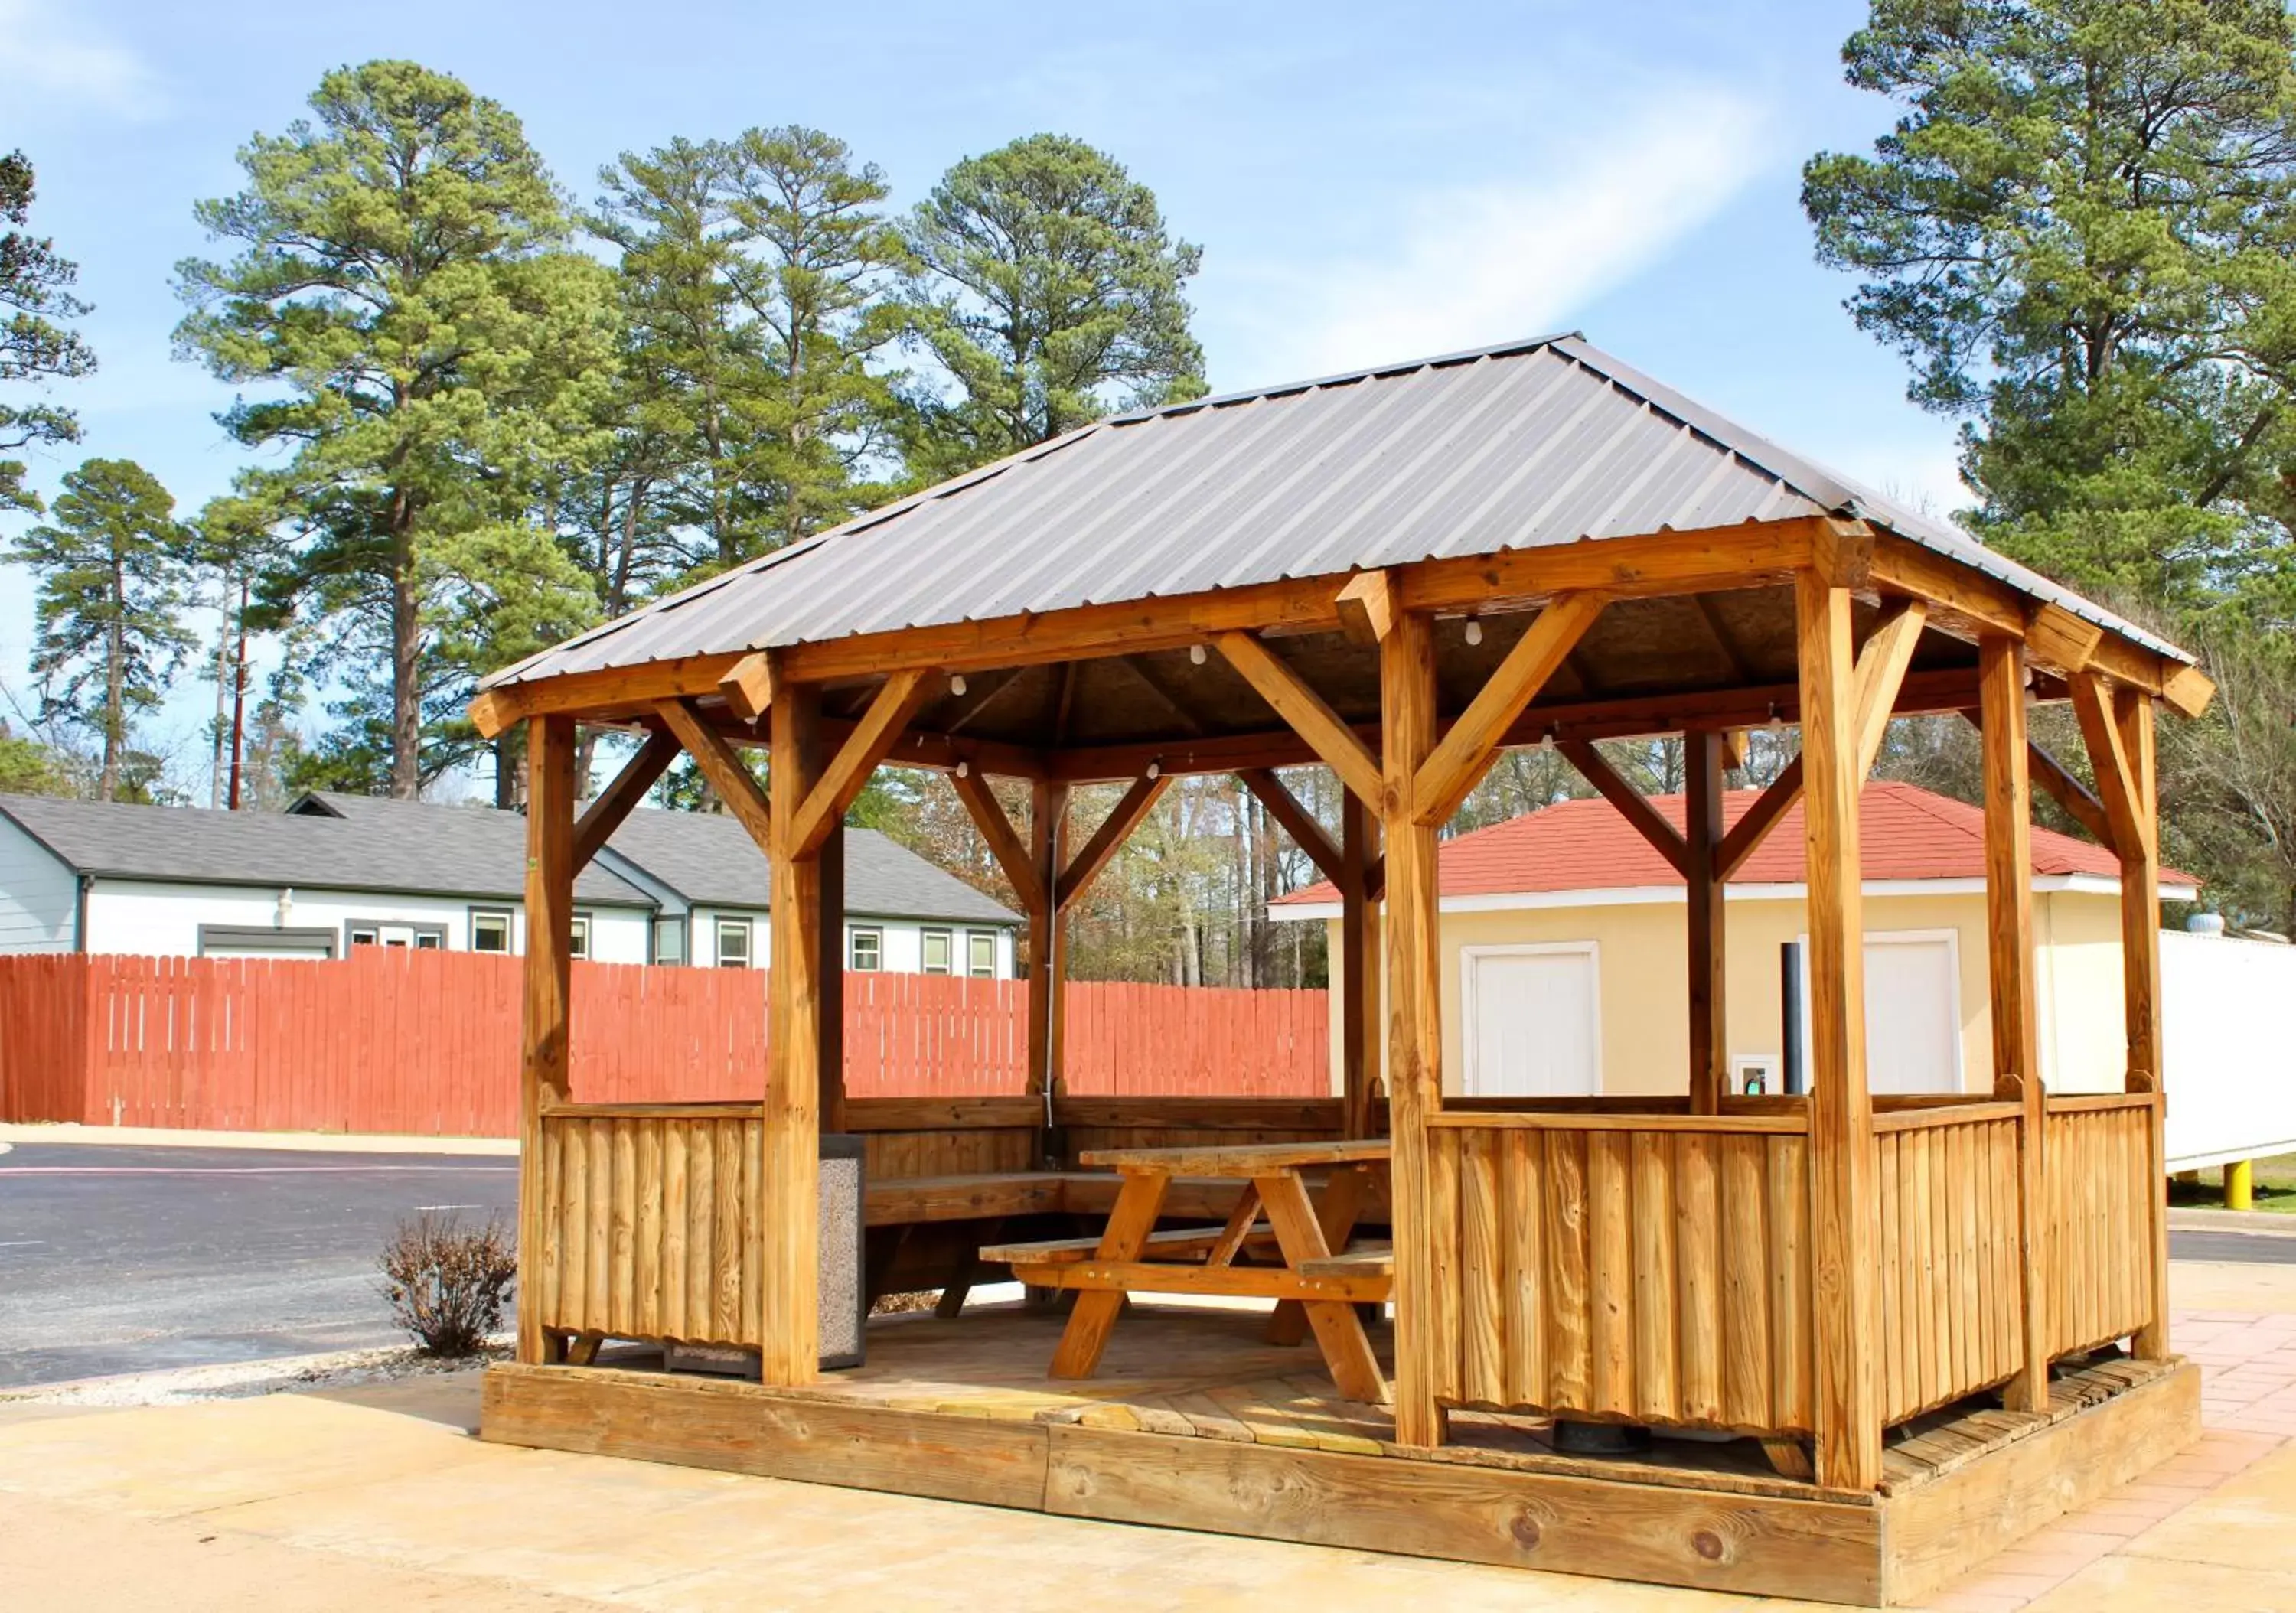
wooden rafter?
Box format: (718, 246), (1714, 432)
(1692, 595), (1753, 683)
(1214, 631), (1385, 806)
(1110, 656), (1208, 735)
(717, 652), (777, 725)
(1237, 768), (1344, 887)
(654, 697), (774, 853)
(1335, 570), (1396, 645)
(950, 768), (1045, 914)
(2069, 672), (2149, 858)
(1412, 591), (1609, 826)
(788, 669), (932, 859)
(1557, 740), (1688, 876)
(1056, 771), (1172, 913)
(1851, 598), (1929, 780)
(572, 722), (680, 872)
(1717, 756), (1802, 881)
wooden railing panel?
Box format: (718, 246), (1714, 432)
(538, 1110), (762, 1347)
(1429, 1116), (1813, 1435)
(1875, 1110), (2024, 1426)
(2043, 1097), (2156, 1357)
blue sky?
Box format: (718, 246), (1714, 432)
(2, 0), (1963, 796)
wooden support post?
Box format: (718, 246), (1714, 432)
(1684, 729), (1727, 1114)
(1028, 781), (1071, 1152)
(763, 683), (824, 1385)
(2116, 686), (2169, 1359)
(1979, 637), (2049, 1413)
(1339, 791), (1381, 1139)
(1381, 609), (1446, 1448)
(517, 714), (576, 1366)
(819, 816), (846, 1137)
(1795, 572), (1881, 1491)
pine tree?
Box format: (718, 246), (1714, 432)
(0, 152), (96, 515)
(11, 459), (197, 800)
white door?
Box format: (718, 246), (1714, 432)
(1463, 944), (1601, 1097)
(1799, 930), (1964, 1095)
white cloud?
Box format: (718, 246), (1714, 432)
(1208, 83), (1774, 386)
(0, 0), (162, 119)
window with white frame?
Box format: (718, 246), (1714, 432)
(653, 917), (686, 966)
(967, 930), (996, 978)
(716, 917), (752, 968)
(921, 928), (952, 974)
(470, 910), (512, 953)
(849, 927), (882, 972)
(569, 914), (592, 961)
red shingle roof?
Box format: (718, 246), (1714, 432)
(1276, 781), (2190, 904)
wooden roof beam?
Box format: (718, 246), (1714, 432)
(2070, 671), (2151, 859)
(950, 767), (1045, 914)
(1055, 771), (1172, 914)
(1238, 767), (1343, 886)
(653, 697), (774, 855)
(1716, 755), (1802, 881)
(1557, 739), (1688, 876)
(571, 722), (680, 872)
(1851, 598), (1929, 780)
(1411, 591), (1609, 826)
(1214, 630), (1385, 807)
(788, 669), (933, 860)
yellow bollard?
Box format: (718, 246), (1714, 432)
(2226, 1159), (2255, 1212)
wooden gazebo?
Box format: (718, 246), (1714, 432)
(471, 336), (2209, 1605)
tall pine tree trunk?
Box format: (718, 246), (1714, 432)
(389, 485), (421, 800)
(102, 554), (124, 803)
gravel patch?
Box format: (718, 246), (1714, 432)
(0, 1338), (510, 1409)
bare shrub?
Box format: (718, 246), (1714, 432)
(378, 1212), (516, 1357)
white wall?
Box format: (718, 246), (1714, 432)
(682, 904), (1015, 977)
(2161, 930), (2296, 1171)
(0, 815), (76, 953)
(80, 880), (651, 963)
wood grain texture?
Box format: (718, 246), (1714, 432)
(1381, 608), (1446, 1447)
(517, 715), (576, 1365)
(1215, 629), (1384, 806)
(761, 683), (823, 1384)
(1978, 636), (2049, 1413)
(1339, 792), (1382, 1140)
(1684, 732), (1727, 1114)
(1795, 574), (1881, 1490)
(1415, 592), (1607, 825)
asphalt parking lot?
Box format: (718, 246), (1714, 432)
(0, 1142), (518, 1387)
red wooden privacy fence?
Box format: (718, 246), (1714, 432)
(0, 951), (1329, 1137)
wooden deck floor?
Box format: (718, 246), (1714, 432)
(484, 1301), (2200, 1605)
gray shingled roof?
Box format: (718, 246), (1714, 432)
(300, 792), (1018, 924)
(483, 333), (2187, 691)
(0, 792), (651, 904)
(592, 806), (1019, 924)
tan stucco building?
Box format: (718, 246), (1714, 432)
(1273, 782), (2196, 1102)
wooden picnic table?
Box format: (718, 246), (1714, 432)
(982, 1139), (1392, 1405)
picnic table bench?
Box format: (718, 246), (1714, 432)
(983, 1139), (1393, 1404)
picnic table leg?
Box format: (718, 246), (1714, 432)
(1048, 1171), (1169, 1380)
(1267, 1165), (1368, 1346)
(1256, 1171), (1388, 1404)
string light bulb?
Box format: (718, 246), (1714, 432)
(1189, 644), (1208, 666)
(1463, 616), (1484, 647)
(1766, 702), (1785, 733)
(1538, 728), (1555, 752)
(1146, 761), (1161, 780)
(950, 673), (967, 697)
(954, 761), (970, 779)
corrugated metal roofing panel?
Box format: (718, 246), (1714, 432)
(484, 334), (2187, 689)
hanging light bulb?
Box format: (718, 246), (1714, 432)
(1767, 702), (1785, 733)
(950, 673), (967, 697)
(1538, 728), (1555, 752)
(954, 760), (970, 779)
(1189, 644), (1208, 666)
(1463, 616), (1484, 647)
(1146, 760), (1161, 780)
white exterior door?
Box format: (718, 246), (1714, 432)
(1799, 930), (1964, 1095)
(1462, 943), (1601, 1098)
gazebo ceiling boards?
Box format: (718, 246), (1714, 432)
(484, 334), (2209, 1600)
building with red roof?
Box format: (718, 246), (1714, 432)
(1272, 781), (2196, 1103)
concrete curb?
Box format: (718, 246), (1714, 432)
(2169, 1206), (2296, 1238)
(0, 1123), (518, 1157)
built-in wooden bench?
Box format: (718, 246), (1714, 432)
(1296, 1242), (1393, 1279)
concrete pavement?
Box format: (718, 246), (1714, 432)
(7, 1271), (2296, 1611)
